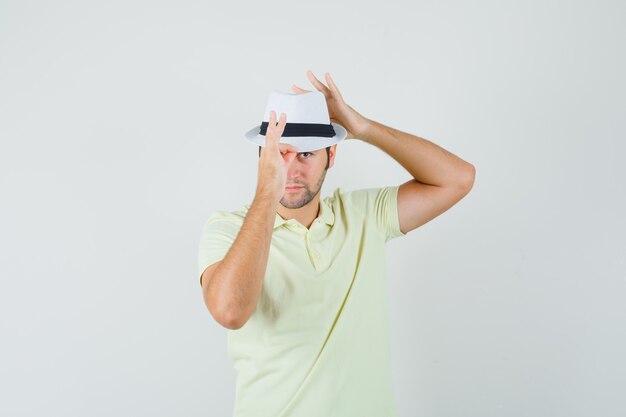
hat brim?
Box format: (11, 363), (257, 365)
(244, 122), (347, 152)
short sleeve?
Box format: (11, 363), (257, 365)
(197, 213), (241, 287)
(344, 185), (406, 242)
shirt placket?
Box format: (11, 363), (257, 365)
(305, 222), (329, 272)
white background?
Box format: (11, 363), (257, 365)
(1, 0), (625, 416)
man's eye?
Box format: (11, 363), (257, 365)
(299, 152), (312, 158)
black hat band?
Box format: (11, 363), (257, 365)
(259, 121), (336, 138)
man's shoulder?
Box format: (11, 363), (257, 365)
(203, 205), (248, 227)
(326, 186), (366, 204)
(328, 185), (404, 241)
(328, 185), (398, 209)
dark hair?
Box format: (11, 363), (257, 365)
(258, 146), (331, 169)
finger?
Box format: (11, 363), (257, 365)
(265, 110), (277, 149)
(274, 112), (287, 138)
(272, 112), (285, 150)
(282, 151), (297, 165)
(324, 72), (344, 101)
(268, 110), (283, 130)
(278, 143), (298, 153)
(267, 112), (285, 149)
(306, 69), (331, 98)
(291, 84), (311, 94)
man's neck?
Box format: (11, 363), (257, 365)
(276, 194), (321, 229)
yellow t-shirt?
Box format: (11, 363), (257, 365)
(198, 185), (406, 417)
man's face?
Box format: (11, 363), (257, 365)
(260, 146), (335, 209)
(281, 148), (327, 209)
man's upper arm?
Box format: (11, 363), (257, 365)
(197, 213), (240, 287)
(396, 174), (474, 234)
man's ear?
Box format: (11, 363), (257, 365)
(328, 144), (337, 169)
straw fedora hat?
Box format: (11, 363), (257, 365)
(244, 90), (347, 152)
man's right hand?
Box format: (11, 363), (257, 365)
(256, 110), (299, 202)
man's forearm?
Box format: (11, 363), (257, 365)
(205, 194), (277, 329)
(359, 119), (474, 187)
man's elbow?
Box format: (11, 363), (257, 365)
(208, 302), (248, 330)
(460, 163), (476, 192)
(218, 311), (246, 330)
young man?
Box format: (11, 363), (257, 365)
(198, 70), (475, 417)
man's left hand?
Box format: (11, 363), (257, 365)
(291, 70), (370, 140)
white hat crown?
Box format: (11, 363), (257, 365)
(262, 90), (330, 124)
(244, 90), (347, 152)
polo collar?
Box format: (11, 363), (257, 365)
(318, 196), (335, 226)
(242, 197), (335, 229)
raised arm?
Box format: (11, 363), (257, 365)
(202, 110), (297, 329)
(359, 119), (475, 234)
(293, 70), (475, 235)
(202, 194), (277, 329)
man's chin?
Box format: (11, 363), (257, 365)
(280, 201), (306, 209)
(280, 196), (310, 209)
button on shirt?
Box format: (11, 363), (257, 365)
(197, 185), (406, 417)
